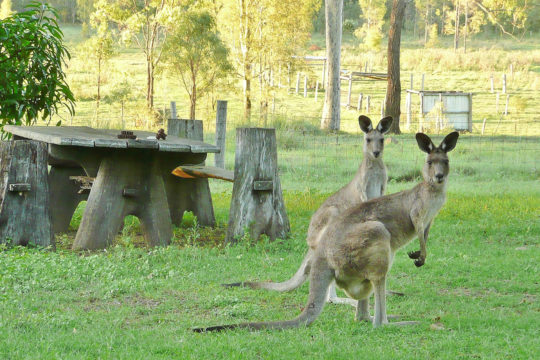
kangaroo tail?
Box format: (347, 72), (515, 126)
(222, 250), (313, 292)
(196, 258), (333, 333)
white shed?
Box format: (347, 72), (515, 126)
(406, 90), (473, 132)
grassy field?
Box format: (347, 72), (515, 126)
(1, 26), (539, 359)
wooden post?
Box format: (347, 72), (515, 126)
(366, 95), (371, 114)
(49, 166), (88, 234)
(364, 62), (368, 72)
(421, 74), (425, 91)
(502, 74), (507, 94)
(504, 94), (509, 115)
(357, 93), (363, 112)
(315, 81), (319, 101)
(226, 128), (289, 243)
(321, 59), (326, 89)
(304, 75), (308, 98)
(406, 92), (412, 130)
(490, 75), (494, 93)
(167, 119), (215, 227)
(482, 118), (487, 135)
(419, 93), (425, 132)
(295, 72), (300, 95)
(468, 93), (473, 132)
(215, 100), (227, 169)
(347, 75), (353, 108)
(0, 141), (54, 248)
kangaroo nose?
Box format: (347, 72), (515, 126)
(435, 173), (444, 181)
(373, 151), (380, 158)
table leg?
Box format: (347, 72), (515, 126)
(49, 166), (88, 233)
(72, 152), (172, 250)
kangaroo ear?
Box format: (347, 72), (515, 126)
(376, 116), (393, 134)
(358, 115), (373, 133)
(416, 133), (435, 153)
(439, 131), (459, 152)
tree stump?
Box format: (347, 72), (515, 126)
(226, 128), (289, 243)
(166, 119), (215, 227)
(0, 141), (54, 248)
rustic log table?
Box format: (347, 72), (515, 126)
(4, 125), (219, 250)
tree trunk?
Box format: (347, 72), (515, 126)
(385, 0), (407, 134)
(321, 0), (342, 131)
(424, 3), (430, 45)
(147, 58), (155, 111)
(190, 80), (197, 120)
(454, 1), (460, 51)
(463, 0), (468, 53)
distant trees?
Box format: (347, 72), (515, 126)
(0, 2), (74, 137)
(162, 9), (231, 120)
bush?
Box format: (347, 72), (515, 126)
(0, 2), (74, 137)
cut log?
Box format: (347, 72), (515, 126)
(166, 119), (215, 227)
(226, 128), (290, 243)
(172, 165), (234, 182)
(0, 140), (54, 248)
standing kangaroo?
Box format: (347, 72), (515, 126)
(225, 115), (394, 305)
(194, 132), (459, 331)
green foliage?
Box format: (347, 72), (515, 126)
(162, 9), (231, 120)
(0, 2), (74, 137)
(426, 24), (439, 48)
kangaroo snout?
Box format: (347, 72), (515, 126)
(373, 151), (380, 158)
(435, 173), (444, 182)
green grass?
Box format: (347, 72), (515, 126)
(1, 188), (539, 359)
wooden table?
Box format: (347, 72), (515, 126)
(4, 126), (219, 250)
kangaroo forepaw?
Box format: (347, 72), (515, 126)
(408, 250), (421, 259)
(414, 258), (425, 267)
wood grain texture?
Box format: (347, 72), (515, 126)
(172, 165), (234, 182)
(0, 141), (54, 248)
(166, 119), (215, 227)
(226, 128), (289, 243)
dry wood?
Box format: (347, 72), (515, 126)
(172, 165), (234, 182)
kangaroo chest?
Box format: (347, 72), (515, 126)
(362, 166), (386, 200)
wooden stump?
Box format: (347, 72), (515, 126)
(0, 141), (54, 248)
(226, 128), (290, 243)
(166, 119), (215, 227)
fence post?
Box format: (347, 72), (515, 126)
(295, 72), (300, 95)
(357, 93), (363, 112)
(226, 128), (289, 243)
(321, 59), (326, 89)
(304, 75), (308, 98)
(421, 73), (425, 91)
(406, 91), (412, 130)
(502, 74), (507, 94)
(215, 100), (227, 169)
(315, 81), (319, 101)
(482, 118), (487, 135)
(366, 95), (371, 114)
(347, 75), (353, 108)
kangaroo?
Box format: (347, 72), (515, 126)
(194, 132), (459, 332)
(224, 115), (394, 305)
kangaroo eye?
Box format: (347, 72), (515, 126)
(427, 161), (432, 166)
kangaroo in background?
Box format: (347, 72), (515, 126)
(224, 115), (394, 305)
(194, 132), (459, 332)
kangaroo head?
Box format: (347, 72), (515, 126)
(358, 115), (393, 159)
(416, 132), (459, 186)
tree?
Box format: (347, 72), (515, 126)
(355, 0), (386, 50)
(321, 0), (342, 131)
(79, 0), (115, 126)
(110, 0), (177, 112)
(103, 74), (134, 128)
(217, 0), (318, 122)
(0, 2), (75, 138)
(162, 10), (231, 120)
(385, 0), (407, 134)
